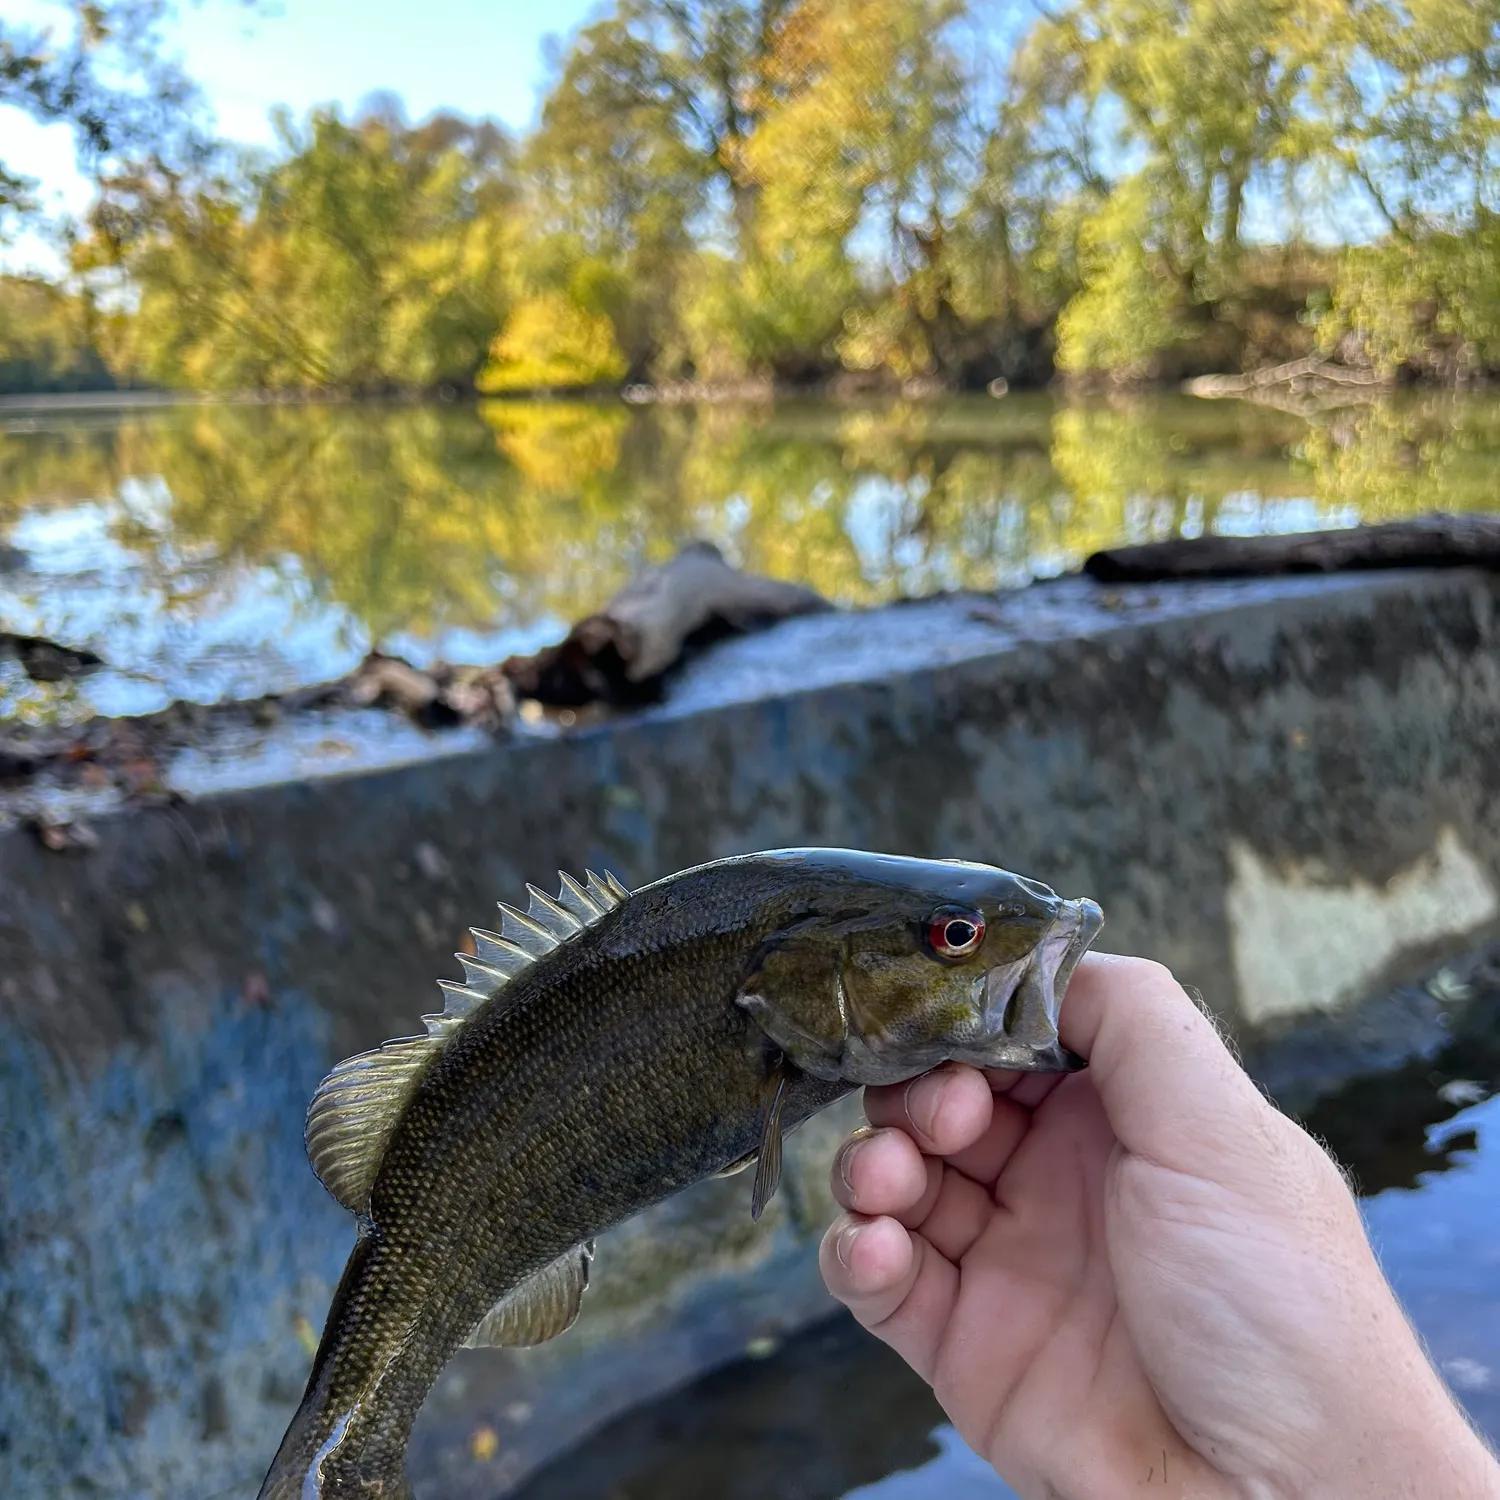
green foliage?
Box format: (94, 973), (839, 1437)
(96, 107), (514, 392)
(1055, 177), (1187, 376)
(0, 276), (118, 393)
(0, 1), (258, 230)
(478, 294), (628, 391)
(12, 0), (1500, 392)
(1326, 228), (1500, 379)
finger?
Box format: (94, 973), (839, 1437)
(1003, 1071), (1067, 1110)
(832, 1127), (936, 1219)
(834, 1134), (995, 1263)
(819, 1213), (958, 1382)
(984, 1067), (1062, 1108)
(941, 1090), (1031, 1185)
(913, 1163), (995, 1263)
(1059, 951), (1273, 1178)
(819, 1212), (917, 1325)
(864, 1062), (994, 1155)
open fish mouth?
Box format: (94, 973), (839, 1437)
(967, 896), (1105, 1073)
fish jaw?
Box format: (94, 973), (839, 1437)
(962, 894), (1103, 1072)
(835, 895), (1104, 1085)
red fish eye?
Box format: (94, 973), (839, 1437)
(927, 908), (985, 959)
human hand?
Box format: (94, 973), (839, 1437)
(819, 953), (1500, 1499)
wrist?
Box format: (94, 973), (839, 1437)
(1283, 1387), (1500, 1499)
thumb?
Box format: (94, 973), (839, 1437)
(1059, 952), (1275, 1178)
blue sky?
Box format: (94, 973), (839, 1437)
(2, 0), (600, 272)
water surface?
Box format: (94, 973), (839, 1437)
(5, 392), (1500, 726)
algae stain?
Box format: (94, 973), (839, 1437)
(1228, 826), (1499, 1023)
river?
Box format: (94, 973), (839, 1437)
(4, 391), (1499, 1499)
(4, 391), (1500, 728)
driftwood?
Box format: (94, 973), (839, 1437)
(502, 540), (833, 707)
(0, 631), (104, 683)
(0, 544), (827, 806)
(0, 653), (515, 806)
(1084, 514), (1500, 584)
(344, 652), (514, 731)
(1183, 356), (1388, 415)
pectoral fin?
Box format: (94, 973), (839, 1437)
(463, 1241), (595, 1348)
(750, 1062), (788, 1222)
(736, 936), (849, 1081)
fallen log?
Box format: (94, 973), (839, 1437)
(502, 540), (833, 707)
(1084, 513), (1500, 583)
(0, 631), (104, 682)
(1184, 355), (1386, 399)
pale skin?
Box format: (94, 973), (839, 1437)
(818, 953), (1500, 1500)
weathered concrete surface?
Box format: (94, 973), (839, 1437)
(4, 568), (1500, 1500)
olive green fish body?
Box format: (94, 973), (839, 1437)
(259, 851), (1102, 1499)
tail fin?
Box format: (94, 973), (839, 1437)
(256, 1236), (414, 1500)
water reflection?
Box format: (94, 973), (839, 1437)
(511, 1316), (960, 1500)
(515, 960), (1500, 1500)
(5, 393), (1500, 725)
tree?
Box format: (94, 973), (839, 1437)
(14, 0), (1500, 395)
(0, 1), (257, 231)
(477, 292), (628, 392)
(93, 104), (516, 392)
(0, 273), (116, 392)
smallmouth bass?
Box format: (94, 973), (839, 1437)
(259, 848), (1103, 1498)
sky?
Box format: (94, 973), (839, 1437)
(1, 0), (600, 273)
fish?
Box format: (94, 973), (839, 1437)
(258, 848), (1103, 1499)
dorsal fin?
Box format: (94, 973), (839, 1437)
(304, 867), (630, 1215)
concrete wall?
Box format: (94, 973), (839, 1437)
(4, 568), (1500, 1499)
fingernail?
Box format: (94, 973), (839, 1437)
(838, 1128), (876, 1197)
(836, 1224), (860, 1270)
(904, 1073), (943, 1141)
(838, 1142), (860, 1197)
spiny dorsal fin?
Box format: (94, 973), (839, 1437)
(557, 870), (603, 919)
(463, 1241), (595, 1348)
(527, 883), (584, 938)
(305, 868), (628, 1216)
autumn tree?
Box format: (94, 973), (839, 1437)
(96, 103), (515, 391)
(0, 1), (257, 229)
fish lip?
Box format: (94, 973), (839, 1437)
(1045, 897), (1103, 1068)
(971, 895), (1103, 1072)
(1020, 896), (1104, 1033)
(1053, 897), (1104, 1006)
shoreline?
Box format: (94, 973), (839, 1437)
(6, 360), (1498, 415)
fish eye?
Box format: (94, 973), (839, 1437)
(926, 906), (986, 960)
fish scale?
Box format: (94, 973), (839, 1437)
(258, 849), (1102, 1498)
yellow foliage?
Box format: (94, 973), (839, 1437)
(477, 295), (628, 393)
(481, 401), (628, 493)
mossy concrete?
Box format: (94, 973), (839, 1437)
(4, 568), (1500, 1498)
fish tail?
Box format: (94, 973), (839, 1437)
(257, 1235), (414, 1500)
